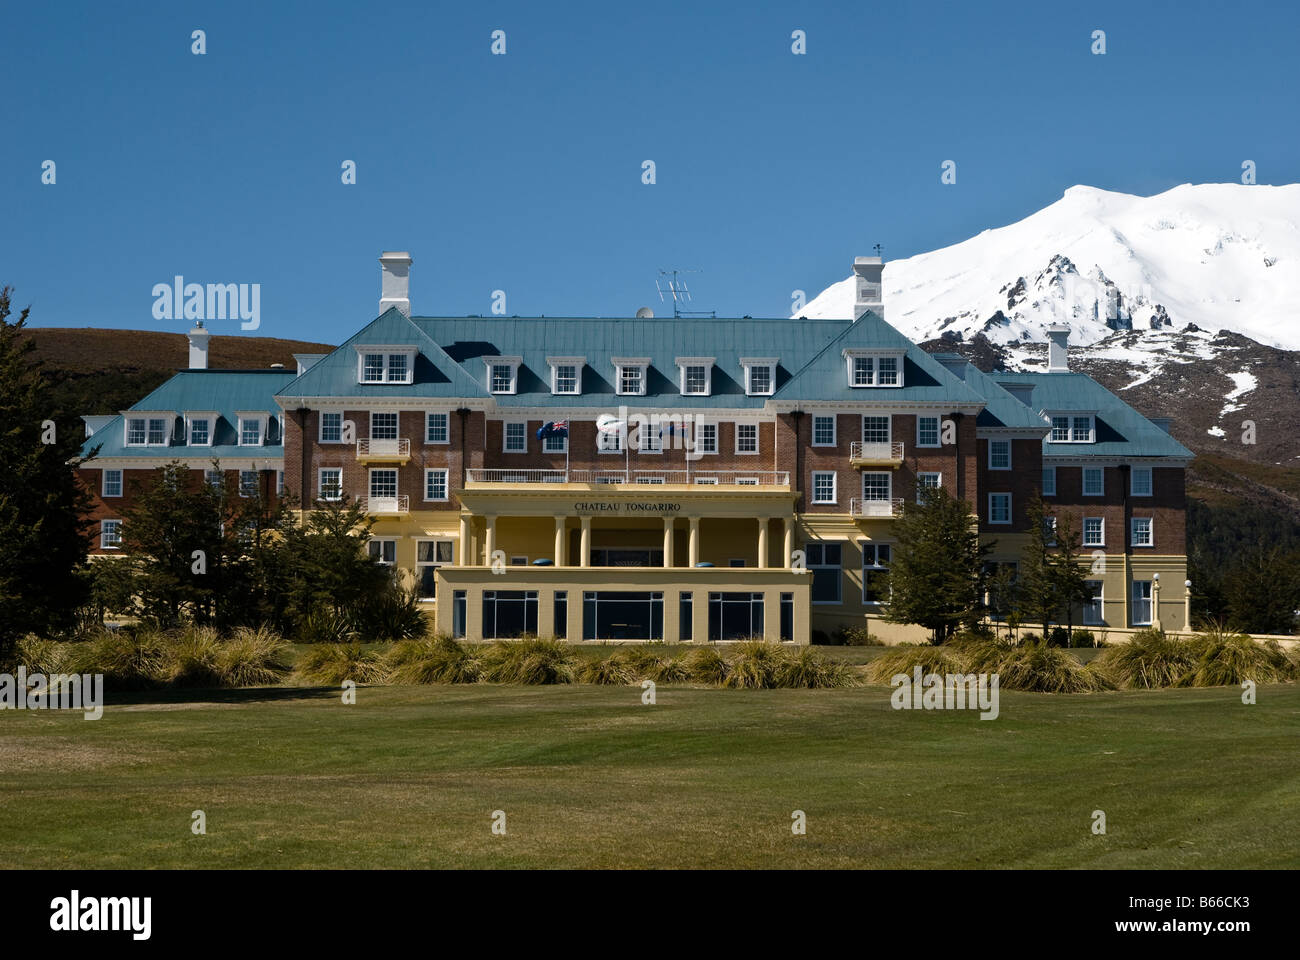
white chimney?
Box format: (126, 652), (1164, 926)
(852, 256), (884, 322)
(1046, 324), (1070, 372)
(187, 321), (210, 369)
(379, 251), (412, 316)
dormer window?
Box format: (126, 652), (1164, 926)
(676, 357), (715, 396)
(546, 356), (584, 395)
(485, 357), (522, 395)
(186, 412), (217, 447)
(125, 414), (170, 447)
(739, 358), (777, 396)
(237, 412), (269, 447)
(355, 346), (416, 384)
(613, 357), (650, 396)
(1048, 413), (1095, 443)
(844, 349), (903, 388)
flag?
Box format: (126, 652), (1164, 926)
(537, 420), (570, 440)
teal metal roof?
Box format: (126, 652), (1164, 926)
(80, 369), (294, 460)
(931, 358), (1050, 430)
(994, 371), (1194, 459)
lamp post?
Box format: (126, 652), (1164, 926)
(1152, 572), (1162, 631)
(1184, 579), (1192, 633)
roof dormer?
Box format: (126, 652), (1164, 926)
(675, 357), (715, 396)
(843, 348), (905, 388)
(485, 356), (522, 395)
(739, 357), (777, 396)
(612, 357), (650, 396)
(355, 345), (416, 384)
(546, 356), (585, 395)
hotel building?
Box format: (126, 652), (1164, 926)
(80, 252), (1193, 643)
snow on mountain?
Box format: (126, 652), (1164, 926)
(798, 183), (1300, 354)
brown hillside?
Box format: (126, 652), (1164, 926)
(20, 327), (335, 374)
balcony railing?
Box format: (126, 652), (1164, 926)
(849, 440), (905, 465)
(850, 497), (903, 518)
(359, 495), (409, 515)
(464, 468), (790, 487)
(357, 438), (411, 460)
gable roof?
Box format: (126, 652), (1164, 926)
(929, 356), (1050, 431)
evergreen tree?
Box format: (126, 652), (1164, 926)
(883, 486), (991, 644)
(1049, 511), (1093, 643)
(0, 287), (94, 657)
(1223, 545), (1300, 635)
(1019, 495), (1058, 634)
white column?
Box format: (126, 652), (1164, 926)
(757, 517), (769, 569)
(663, 517), (673, 568)
(580, 516), (591, 568)
(484, 515), (496, 565)
(554, 516), (566, 566)
(689, 516), (700, 567)
(1152, 573), (1162, 631)
(1184, 579), (1192, 632)
(459, 514), (470, 566)
(782, 517), (794, 569)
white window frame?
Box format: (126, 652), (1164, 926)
(1043, 466), (1057, 496)
(415, 539), (455, 600)
(547, 356), (584, 395)
(861, 471), (892, 502)
(102, 469), (123, 498)
(844, 349), (904, 388)
(239, 470), (259, 498)
(861, 415), (891, 445)
(612, 357), (650, 397)
(125, 415), (170, 447)
(503, 420), (528, 453)
(1131, 580), (1153, 626)
(318, 468), (343, 501)
(1083, 580), (1104, 626)
(319, 411), (344, 443)
(916, 416), (940, 448)
(812, 415), (836, 447)
(916, 472), (941, 503)
(988, 438), (1011, 470)
(1047, 413), (1096, 443)
(597, 428), (623, 454)
(1130, 465), (1153, 497)
(424, 468), (449, 502)
(988, 492), (1012, 525)
(862, 542), (892, 605)
(368, 468), (399, 500)
(1130, 517), (1153, 548)
(485, 357), (522, 395)
(811, 471), (837, 505)
(694, 421), (717, 455)
(1083, 466), (1105, 496)
(356, 347), (416, 385)
(425, 412), (449, 445)
(543, 430), (568, 453)
(368, 538), (398, 566)
(237, 414), (267, 447)
(734, 421), (759, 455)
(100, 519), (122, 550)
(1083, 516), (1105, 548)
(676, 357), (714, 397)
(369, 410), (399, 441)
(740, 359), (776, 397)
(186, 414), (214, 447)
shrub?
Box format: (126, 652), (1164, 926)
(641, 654), (692, 684)
(66, 628), (167, 690)
(1047, 627), (1070, 648)
(834, 626), (883, 647)
(161, 626), (224, 688)
(1070, 630), (1097, 648)
(945, 632), (1015, 673)
(724, 641), (791, 689)
(354, 582), (428, 642)
(1179, 629), (1297, 687)
(577, 652), (635, 685)
(619, 645), (668, 674)
(298, 608), (357, 645)
(775, 647), (857, 688)
(386, 635), (480, 684)
(1093, 629), (1197, 689)
(479, 638), (575, 685)
(996, 643), (1111, 693)
(297, 643), (389, 685)
(686, 647), (730, 686)
(12, 635), (71, 674)
(216, 626), (293, 687)
(866, 645), (966, 685)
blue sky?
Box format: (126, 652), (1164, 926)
(4, 0), (1298, 344)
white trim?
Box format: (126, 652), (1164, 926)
(612, 358), (650, 396)
(1047, 412), (1096, 444)
(734, 421), (760, 455)
(916, 471), (941, 502)
(318, 467), (343, 501)
(739, 358), (776, 396)
(101, 468), (123, 498)
(1130, 516), (1154, 547)
(988, 492), (1012, 525)
(486, 357), (522, 395)
(319, 411), (345, 443)
(237, 413), (269, 447)
(356, 346), (417, 385)
(99, 518), (123, 550)
(1042, 466), (1057, 496)
(503, 420), (528, 453)
(916, 415), (941, 448)
(425, 411), (450, 445)
(423, 467), (450, 502)
(811, 414), (837, 447)
(811, 470), (837, 505)
(1130, 465), (1153, 496)
(987, 438), (1012, 470)
(547, 357), (584, 395)
(843, 348), (905, 388)
(861, 414), (891, 445)
(1082, 466), (1105, 496)
(184, 412), (217, 447)
(676, 357), (714, 397)
(1082, 516), (1105, 548)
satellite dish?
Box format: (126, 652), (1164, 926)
(635, 306), (654, 318)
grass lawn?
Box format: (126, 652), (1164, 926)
(3, 680), (1298, 868)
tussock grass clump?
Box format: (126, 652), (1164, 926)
(298, 609), (358, 645)
(67, 628), (168, 690)
(386, 635), (481, 684)
(577, 653), (635, 685)
(866, 645), (966, 685)
(479, 638), (575, 685)
(641, 654), (692, 684)
(775, 646), (857, 689)
(13, 635), (71, 674)
(161, 626), (224, 688)
(214, 626), (293, 687)
(297, 643), (389, 685)
(723, 641), (790, 689)
(995, 642), (1111, 693)
(945, 632), (1016, 673)
(1178, 629), (1297, 687)
(685, 647), (730, 686)
(1094, 629), (1198, 689)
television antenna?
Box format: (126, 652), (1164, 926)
(656, 269), (715, 318)
(873, 243), (884, 258)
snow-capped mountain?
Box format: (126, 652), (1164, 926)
(799, 183), (1300, 353)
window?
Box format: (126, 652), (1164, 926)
(1131, 580), (1152, 626)
(1050, 416), (1071, 442)
(678, 361), (711, 396)
(679, 593), (693, 641)
(102, 469), (123, 498)
(1083, 467), (1104, 496)
(804, 542), (842, 604)
(988, 439), (1011, 470)
(614, 361), (648, 396)
(917, 416), (940, 448)
(240, 418), (262, 446)
(861, 472), (891, 501)
(862, 416), (890, 444)
(729, 559), (746, 568)
(1049, 414), (1095, 443)
(1083, 517), (1105, 547)
(100, 519), (122, 549)
(746, 363), (773, 396)
(126, 418), (147, 445)
(416, 540), (455, 599)
(426, 412), (448, 444)
(735, 423), (758, 454)
(277, 471), (284, 496)
(490, 363), (517, 394)
(147, 418), (167, 445)
(862, 543), (891, 604)
(555, 591), (568, 638)
(846, 352), (902, 387)
(813, 416), (836, 446)
(424, 468), (448, 501)
(877, 356), (899, 385)
(360, 351), (414, 384)
(988, 492), (1011, 524)
(1131, 466), (1153, 496)
(1042, 515), (1057, 545)
(812, 471), (837, 504)
(188, 418), (210, 446)
(553, 364), (578, 394)
(1083, 581), (1104, 625)
(543, 430), (567, 453)
(239, 470), (258, 498)
(708, 592), (765, 641)
(504, 421), (527, 453)
(370, 412), (398, 440)
(598, 428), (623, 453)
(1072, 416), (1093, 442)
(853, 356), (873, 386)
(206, 469), (223, 490)
(320, 412), (343, 443)
(368, 539), (397, 565)
(916, 472), (941, 502)
(369, 469), (398, 499)
(319, 468), (342, 501)
(363, 353), (385, 382)
(1131, 517), (1153, 547)
(1043, 466), (1057, 496)
(636, 421), (662, 453)
(780, 592), (794, 642)
(695, 422), (717, 455)
(386, 353), (408, 382)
